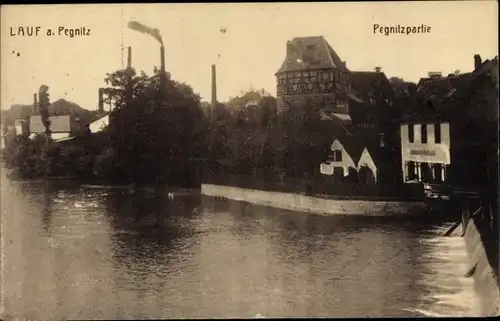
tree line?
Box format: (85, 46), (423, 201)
(1, 67), (334, 186)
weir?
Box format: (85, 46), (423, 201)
(444, 190), (500, 316)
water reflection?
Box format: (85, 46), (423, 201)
(0, 174), (482, 319)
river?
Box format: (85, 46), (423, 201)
(0, 173), (482, 319)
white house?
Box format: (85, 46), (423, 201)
(400, 122), (451, 183)
(29, 115), (72, 141)
(320, 137), (378, 183)
(357, 147), (378, 183)
(88, 114), (109, 134)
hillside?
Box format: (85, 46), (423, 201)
(1, 99), (99, 125)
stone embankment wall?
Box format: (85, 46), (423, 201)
(201, 184), (427, 216)
(464, 219), (500, 316)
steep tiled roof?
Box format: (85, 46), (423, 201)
(416, 72), (475, 97)
(337, 135), (364, 164)
(350, 71), (393, 98)
(400, 70), (494, 123)
(332, 129), (381, 165)
(276, 36), (348, 74)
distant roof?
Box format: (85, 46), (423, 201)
(400, 71), (491, 123)
(416, 72), (477, 101)
(276, 36), (348, 74)
(245, 101), (260, 108)
(30, 115), (71, 133)
(475, 56), (498, 74)
(350, 71), (392, 95)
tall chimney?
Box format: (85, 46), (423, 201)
(98, 88), (104, 113)
(474, 54), (482, 70)
(160, 46), (166, 73)
(33, 93), (38, 114)
(127, 46), (132, 69)
(211, 64), (218, 106)
(211, 64), (217, 121)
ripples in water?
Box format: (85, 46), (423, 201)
(0, 176), (482, 319)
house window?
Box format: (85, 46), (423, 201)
(310, 71), (317, 82)
(303, 72), (309, 80)
(421, 124), (428, 144)
(433, 163), (443, 183)
(434, 123), (441, 144)
(330, 150), (342, 162)
(321, 72), (329, 82)
(408, 124), (414, 143)
(407, 161), (416, 181)
(294, 72), (301, 78)
(421, 163), (432, 182)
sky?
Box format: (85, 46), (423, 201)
(1, 2), (498, 111)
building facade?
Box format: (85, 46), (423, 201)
(320, 137), (378, 184)
(275, 36), (362, 123)
(400, 54), (498, 189)
(400, 122), (451, 183)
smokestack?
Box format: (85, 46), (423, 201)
(474, 54), (482, 70)
(211, 65), (217, 122)
(98, 88), (104, 113)
(127, 46), (132, 69)
(33, 93), (38, 114)
(160, 46), (166, 73)
(211, 64), (217, 106)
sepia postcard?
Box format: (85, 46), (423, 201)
(0, 2), (499, 319)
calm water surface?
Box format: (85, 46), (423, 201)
(0, 172), (482, 319)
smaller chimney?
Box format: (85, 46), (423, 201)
(160, 46), (166, 73)
(33, 93), (38, 114)
(127, 46), (132, 69)
(343, 61), (347, 68)
(98, 88), (104, 113)
(474, 54), (482, 70)
(286, 41), (293, 57)
(375, 66), (381, 73)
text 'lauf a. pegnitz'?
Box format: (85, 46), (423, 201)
(9, 26), (91, 37)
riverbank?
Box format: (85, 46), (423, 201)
(201, 183), (428, 217)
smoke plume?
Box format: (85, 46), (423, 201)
(127, 21), (163, 45)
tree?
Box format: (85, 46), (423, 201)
(38, 85), (51, 136)
(99, 66), (204, 185)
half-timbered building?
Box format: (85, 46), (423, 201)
(275, 36), (362, 124)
